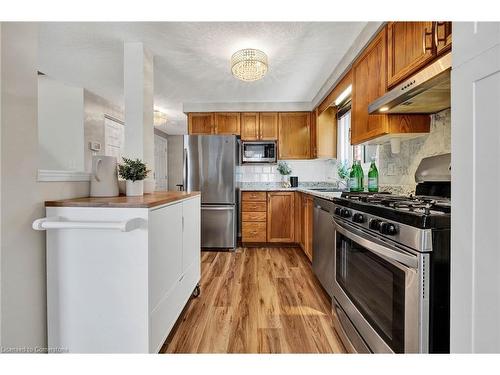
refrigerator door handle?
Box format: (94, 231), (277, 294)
(183, 148), (188, 192)
(202, 206), (235, 211)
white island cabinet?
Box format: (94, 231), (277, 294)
(33, 192), (201, 353)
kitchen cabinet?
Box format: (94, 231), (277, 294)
(387, 22), (435, 88)
(188, 112), (215, 134)
(316, 107), (336, 159)
(240, 112), (278, 141)
(41, 194), (201, 353)
(435, 22), (452, 55)
(241, 191), (267, 243)
(215, 112), (240, 135)
(278, 112), (311, 159)
(351, 28), (389, 145)
(267, 192), (295, 243)
(299, 193), (313, 261)
(310, 110), (317, 159)
(351, 27), (430, 145)
(260, 112), (279, 140)
(240, 112), (260, 140)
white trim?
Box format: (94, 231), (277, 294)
(37, 169), (91, 182)
(183, 101), (312, 113)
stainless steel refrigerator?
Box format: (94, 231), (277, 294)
(183, 135), (237, 249)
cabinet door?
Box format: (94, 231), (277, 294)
(240, 112), (259, 140)
(387, 22), (435, 88)
(305, 196), (314, 261)
(267, 192), (295, 243)
(435, 21), (452, 55)
(351, 28), (389, 145)
(215, 112), (240, 135)
(278, 112), (311, 159)
(294, 192), (302, 244)
(188, 113), (215, 134)
(182, 196), (201, 275)
(259, 112), (278, 140)
(310, 111), (317, 159)
(316, 107), (336, 158)
(300, 194), (306, 250)
(149, 203), (183, 314)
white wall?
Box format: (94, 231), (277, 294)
(236, 159), (338, 183)
(38, 75), (85, 171)
(1, 23), (89, 351)
(451, 22), (500, 353)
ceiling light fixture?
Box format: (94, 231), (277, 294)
(154, 110), (167, 127)
(231, 48), (268, 82)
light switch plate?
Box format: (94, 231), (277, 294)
(89, 141), (101, 152)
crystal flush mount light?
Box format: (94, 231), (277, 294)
(231, 48), (268, 82)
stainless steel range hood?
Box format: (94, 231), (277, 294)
(368, 53), (451, 114)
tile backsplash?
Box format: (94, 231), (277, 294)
(379, 108), (451, 191)
(236, 159), (338, 183)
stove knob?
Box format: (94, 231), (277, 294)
(369, 219), (382, 230)
(380, 222), (398, 235)
(340, 208), (352, 218)
(352, 213), (365, 223)
(334, 207), (342, 216)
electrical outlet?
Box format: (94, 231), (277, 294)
(387, 163), (397, 176)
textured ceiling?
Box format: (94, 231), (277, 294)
(38, 22), (368, 134)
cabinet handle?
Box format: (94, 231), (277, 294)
(422, 27), (433, 54)
(434, 21), (447, 47)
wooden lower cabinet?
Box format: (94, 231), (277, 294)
(241, 191), (267, 243)
(299, 193), (314, 261)
(267, 192), (295, 243)
(241, 191), (313, 261)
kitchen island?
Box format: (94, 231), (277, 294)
(34, 192), (201, 353)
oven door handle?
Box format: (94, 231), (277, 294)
(334, 220), (418, 269)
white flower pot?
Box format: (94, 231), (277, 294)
(126, 180), (144, 196)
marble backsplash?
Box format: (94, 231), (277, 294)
(378, 108), (451, 194)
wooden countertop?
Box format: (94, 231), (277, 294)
(45, 191), (201, 208)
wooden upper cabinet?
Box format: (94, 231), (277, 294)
(188, 113), (215, 134)
(215, 112), (240, 135)
(387, 22), (435, 88)
(316, 107), (336, 159)
(240, 112), (259, 140)
(352, 28), (389, 145)
(259, 112), (279, 140)
(310, 110), (317, 159)
(278, 112), (311, 159)
(267, 192), (295, 243)
(435, 21), (452, 55)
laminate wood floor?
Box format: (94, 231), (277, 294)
(161, 247), (346, 354)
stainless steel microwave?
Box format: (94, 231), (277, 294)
(240, 141), (277, 164)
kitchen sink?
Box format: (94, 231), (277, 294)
(307, 188), (342, 192)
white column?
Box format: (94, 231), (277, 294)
(123, 42), (155, 187)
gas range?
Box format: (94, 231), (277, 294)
(333, 191), (451, 230)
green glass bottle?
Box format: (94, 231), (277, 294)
(368, 157), (379, 192)
(349, 160), (359, 192)
(357, 160), (364, 192)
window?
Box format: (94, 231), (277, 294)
(337, 110), (378, 168)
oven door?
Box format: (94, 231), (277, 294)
(333, 219), (428, 353)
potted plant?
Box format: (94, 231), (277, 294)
(118, 157), (150, 196)
(277, 161), (292, 188)
(337, 160), (350, 190)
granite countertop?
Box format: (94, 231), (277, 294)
(239, 182), (345, 201)
(45, 191), (201, 208)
